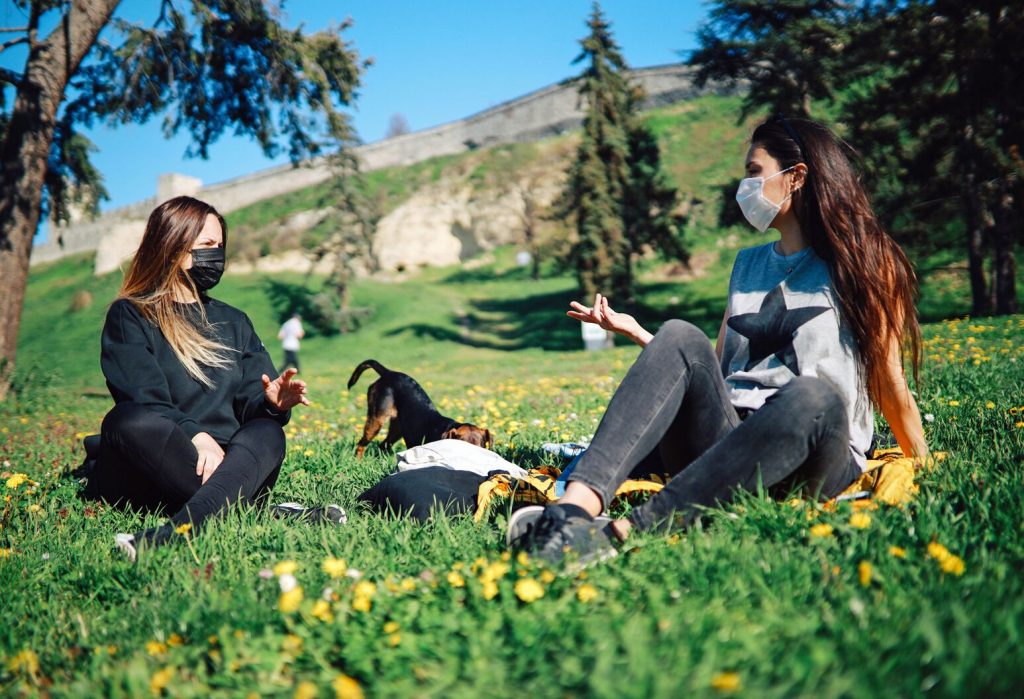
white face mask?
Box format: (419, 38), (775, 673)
(735, 166), (796, 232)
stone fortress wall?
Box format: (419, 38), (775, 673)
(30, 64), (727, 273)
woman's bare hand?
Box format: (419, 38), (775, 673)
(567, 293), (653, 347)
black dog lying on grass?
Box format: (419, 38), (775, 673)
(347, 359), (493, 457)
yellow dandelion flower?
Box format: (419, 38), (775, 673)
(278, 586), (304, 613)
(539, 570), (556, 584)
(150, 666), (174, 695)
(447, 571), (465, 588)
(480, 561), (510, 583)
(294, 681), (318, 699)
(576, 584), (598, 603)
(274, 560), (298, 576)
(927, 542), (950, 560)
(849, 512), (871, 529)
(145, 640), (167, 656)
(985, 401), (996, 409)
(710, 671), (741, 692)
(322, 557), (347, 577)
(332, 673), (364, 699)
(387, 633), (401, 647)
(5, 473), (28, 490)
(174, 523), (191, 536)
(27, 504), (42, 514)
(400, 577), (417, 592)
(889, 546), (907, 559)
(6, 649), (39, 675)
(383, 621), (400, 634)
(353, 580), (376, 598)
(0, 548), (11, 558)
(516, 551), (530, 567)
(858, 561), (872, 587)
(940, 554), (965, 576)
(311, 599), (333, 623)
(809, 523), (834, 538)
(351, 595), (372, 613)
(514, 577), (545, 603)
(948, 400), (960, 406)
(166, 633), (184, 647)
(1015, 421), (1024, 428)
(481, 580), (499, 600)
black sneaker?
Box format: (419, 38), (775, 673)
(507, 504), (617, 570)
(114, 523), (176, 562)
(273, 502), (348, 525)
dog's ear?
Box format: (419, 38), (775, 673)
(441, 427), (458, 441)
(483, 429), (493, 449)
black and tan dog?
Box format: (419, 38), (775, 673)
(347, 359), (493, 457)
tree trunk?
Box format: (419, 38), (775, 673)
(963, 164), (992, 316)
(0, 0), (120, 399)
(992, 179), (1018, 315)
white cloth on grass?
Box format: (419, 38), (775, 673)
(396, 440), (527, 479)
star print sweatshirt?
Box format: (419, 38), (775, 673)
(101, 297), (289, 445)
(719, 242), (873, 471)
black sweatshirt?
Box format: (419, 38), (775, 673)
(101, 297), (289, 445)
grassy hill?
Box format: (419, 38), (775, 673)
(4, 92), (1023, 697)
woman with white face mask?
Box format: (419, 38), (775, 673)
(508, 116), (928, 567)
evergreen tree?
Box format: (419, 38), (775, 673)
(688, 0), (851, 119)
(841, 0), (1021, 315)
(559, 2), (685, 302)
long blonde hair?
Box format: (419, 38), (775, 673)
(119, 196), (234, 387)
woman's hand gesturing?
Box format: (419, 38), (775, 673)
(567, 293), (653, 347)
(262, 368), (311, 412)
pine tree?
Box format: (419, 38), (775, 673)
(559, 2), (684, 302)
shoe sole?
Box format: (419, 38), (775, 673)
(506, 505), (545, 548)
(273, 502), (348, 525)
(562, 540), (618, 576)
(114, 533), (137, 563)
(505, 505), (615, 554)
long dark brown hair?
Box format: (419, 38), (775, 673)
(750, 117), (921, 403)
(119, 196), (232, 387)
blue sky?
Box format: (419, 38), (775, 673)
(1, 1), (707, 216)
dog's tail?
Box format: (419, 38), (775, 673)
(347, 359), (388, 389)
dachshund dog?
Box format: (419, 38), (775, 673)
(347, 359), (493, 458)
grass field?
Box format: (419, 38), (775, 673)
(3, 237), (1024, 698)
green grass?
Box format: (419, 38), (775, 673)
(5, 235), (1024, 697)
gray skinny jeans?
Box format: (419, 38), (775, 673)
(570, 319), (861, 531)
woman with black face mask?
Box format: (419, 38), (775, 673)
(89, 196), (326, 560)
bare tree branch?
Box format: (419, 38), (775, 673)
(0, 35), (29, 52)
(0, 66), (22, 85)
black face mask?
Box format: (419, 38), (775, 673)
(187, 247), (225, 292)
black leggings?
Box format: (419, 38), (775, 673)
(93, 402), (285, 531)
(570, 320), (861, 531)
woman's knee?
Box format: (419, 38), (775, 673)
(654, 319), (715, 358)
(234, 419), (286, 464)
(102, 402), (159, 441)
